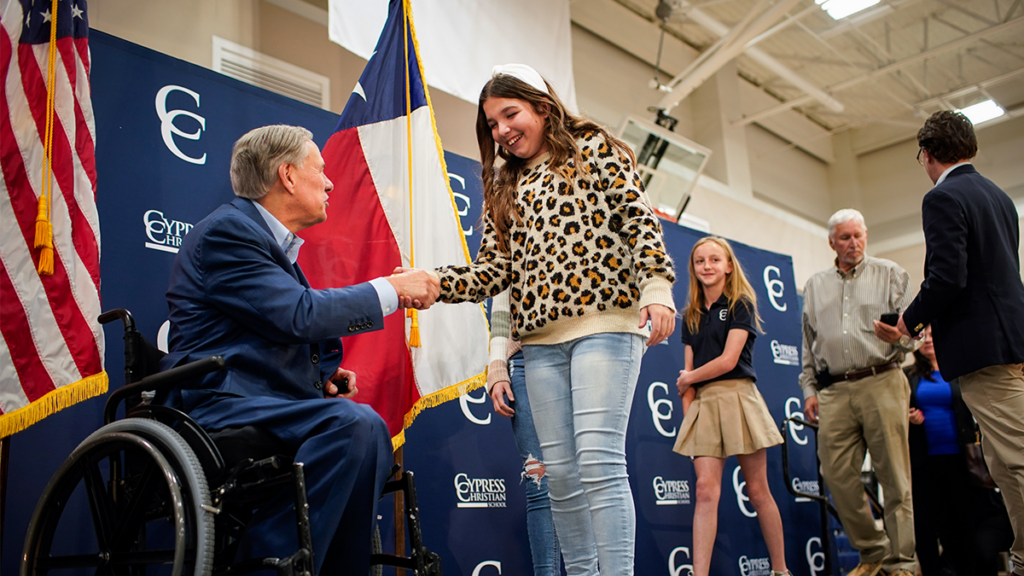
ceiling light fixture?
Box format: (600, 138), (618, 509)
(816, 0), (881, 20)
(957, 100), (1006, 125)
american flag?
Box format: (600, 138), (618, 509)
(0, 0), (106, 437)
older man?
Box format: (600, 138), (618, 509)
(800, 209), (918, 576)
(161, 125), (439, 575)
(899, 111), (1024, 576)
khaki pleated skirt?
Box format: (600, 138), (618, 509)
(672, 378), (783, 458)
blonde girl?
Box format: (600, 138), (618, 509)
(673, 236), (788, 576)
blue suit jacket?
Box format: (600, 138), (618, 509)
(161, 197), (384, 412)
(903, 164), (1024, 380)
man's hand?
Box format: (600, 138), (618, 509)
(872, 319), (903, 344)
(896, 313), (912, 337)
(641, 304), (675, 346)
(490, 380), (515, 418)
(325, 367), (358, 399)
(804, 395), (819, 425)
(387, 268), (440, 310)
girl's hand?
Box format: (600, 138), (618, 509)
(676, 370), (693, 395)
(909, 407), (925, 425)
(490, 380), (515, 417)
(641, 304), (676, 346)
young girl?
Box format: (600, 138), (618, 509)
(673, 237), (788, 576)
(432, 63), (676, 574)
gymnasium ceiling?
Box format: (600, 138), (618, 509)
(571, 0), (1024, 150)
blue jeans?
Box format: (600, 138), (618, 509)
(508, 351), (561, 576)
(523, 333), (645, 576)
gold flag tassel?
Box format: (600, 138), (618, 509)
(402, 0), (421, 348)
(406, 308), (421, 348)
(35, 0), (61, 276)
(34, 199), (53, 275)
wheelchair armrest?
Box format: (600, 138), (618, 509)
(104, 355), (225, 425)
(99, 308), (136, 330)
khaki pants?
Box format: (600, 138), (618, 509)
(959, 364), (1024, 574)
(817, 369), (917, 572)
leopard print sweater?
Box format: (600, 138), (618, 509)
(437, 131), (676, 345)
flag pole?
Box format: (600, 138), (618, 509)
(402, 0), (421, 348)
(395, 4), (412, 572)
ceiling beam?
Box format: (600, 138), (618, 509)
(915, 65), (1024, 109)
(657, 1), (844, 112)
(657, 0), (782, 111)
(745, 4), (821, 48)
(733, 15), (1024, 126)
(818, 0), (925, 40)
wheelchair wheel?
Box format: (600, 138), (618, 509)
(22, 419), (214, 576)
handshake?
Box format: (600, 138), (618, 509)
(386, 267), (441, 310)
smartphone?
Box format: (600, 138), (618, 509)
(880, 312), (899, 326)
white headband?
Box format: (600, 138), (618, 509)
(490, 63), (548, 94)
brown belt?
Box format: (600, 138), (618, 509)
(831, 361), (901, 383)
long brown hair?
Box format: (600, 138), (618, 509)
(683, 236), (762, 334)
(476, 74), (636, 252)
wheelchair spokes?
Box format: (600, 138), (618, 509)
(22, 420), (214, 576)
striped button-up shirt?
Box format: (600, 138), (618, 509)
(799, 256), (917, 399)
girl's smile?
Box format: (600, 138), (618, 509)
(692, 242), (733, 291)
(483, 96), (549, 162)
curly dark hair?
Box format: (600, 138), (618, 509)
(909, 349), (935, 378)
(917, 110), (977, 164)
(475, 74), (635, 252)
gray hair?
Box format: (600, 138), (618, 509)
(827, 208), (866, 238)
(230, 125), (313, 199)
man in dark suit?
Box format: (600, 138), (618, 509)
(898, 110), (1024, 576)
(161, 124), (439, 576)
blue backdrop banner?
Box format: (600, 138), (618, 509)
(2, 30), (829, 576)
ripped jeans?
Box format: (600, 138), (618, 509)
(509, 351), (561, 576)
(524, 333), (644, 576)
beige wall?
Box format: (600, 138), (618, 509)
(748, 125), (831, 223)
(571, 25), (694, 139)
(684, 181), (835, 288)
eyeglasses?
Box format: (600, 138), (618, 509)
(916, 147), (924, 166)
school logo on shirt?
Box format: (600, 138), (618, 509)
(653, 476), (691, 505)
(770, 340), (800, 366)
(144, 209), (194, 254)
(453, 473), (506, 508)
(719, 309), (728, 321)
(739, 555), (772, 576)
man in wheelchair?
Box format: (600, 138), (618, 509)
(160, 124), (440, 576)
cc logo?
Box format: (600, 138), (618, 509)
(155, 85), (207, 165)
(763, 266), (787, 312)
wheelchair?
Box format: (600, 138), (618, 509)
(21, 309), (443, 576)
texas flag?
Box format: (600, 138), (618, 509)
(298, 0), (489, 447)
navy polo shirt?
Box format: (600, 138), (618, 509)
(680, 295), (758, 387)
